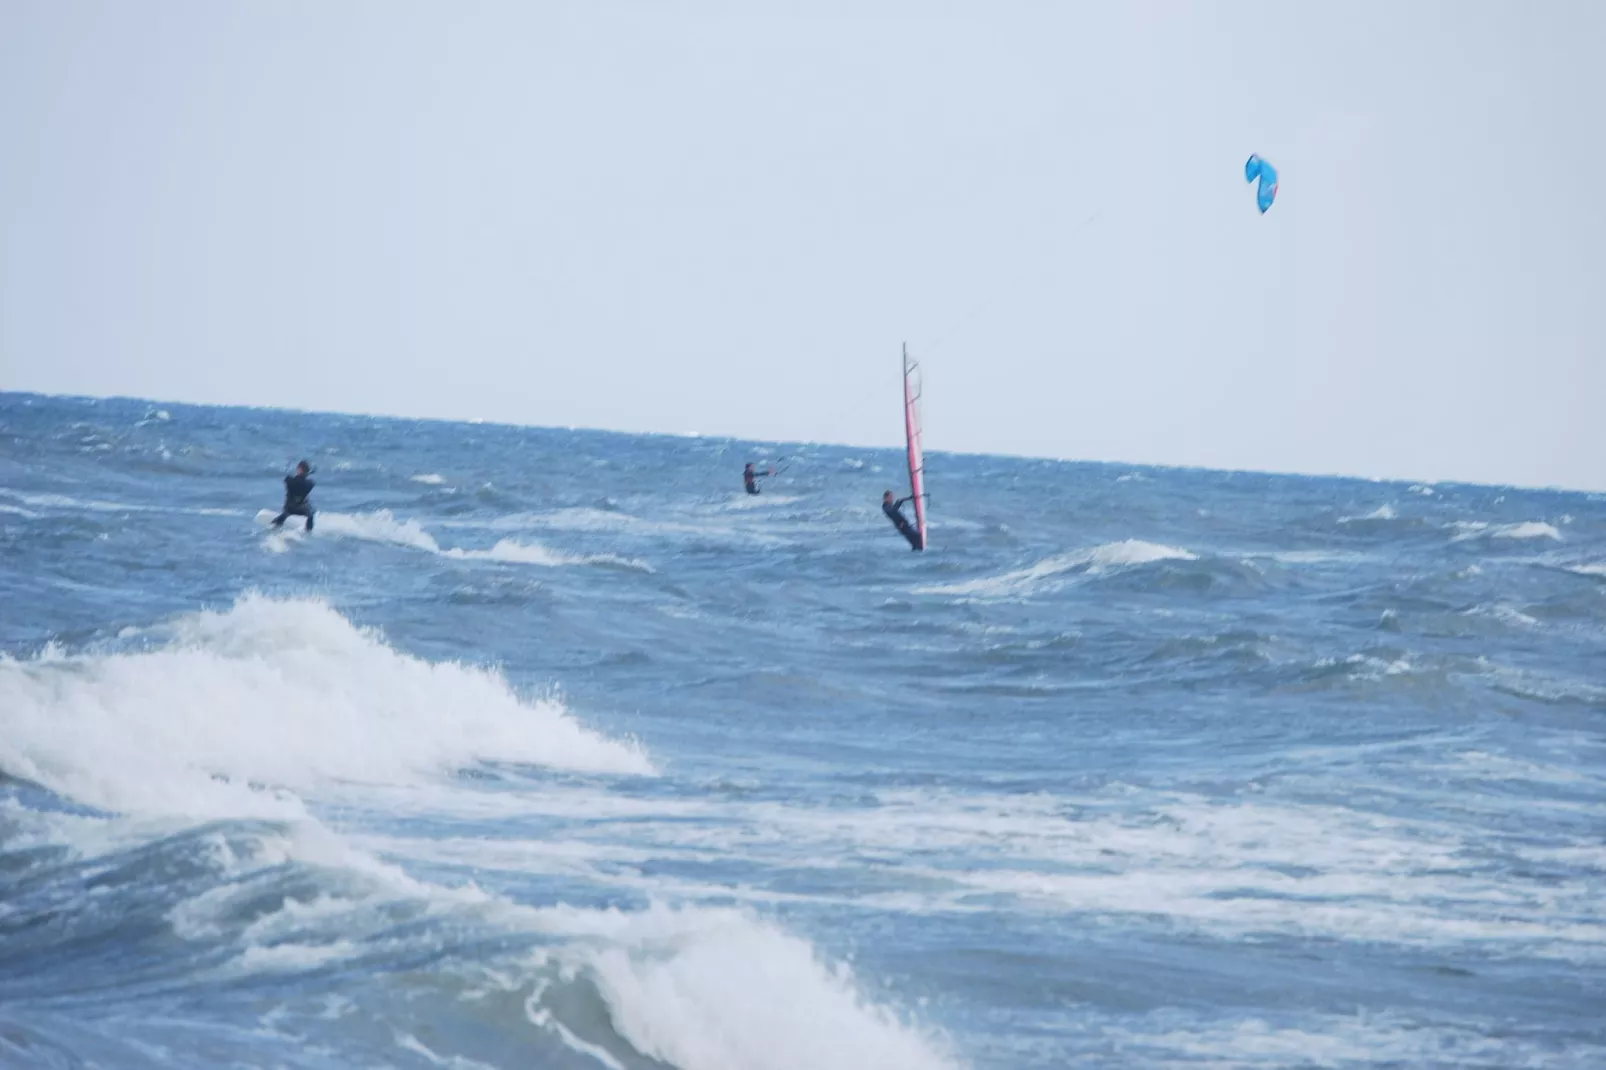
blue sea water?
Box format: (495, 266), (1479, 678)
(1, 390), (1603, 1070)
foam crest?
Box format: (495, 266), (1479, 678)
(1104, 1010), (1603, 1067)
(318, 509), (443, 552)
(437, 785), (1606, 961)
(1496, 520), (1562, 540)
(0, 594), (652, 818)
(1339, 504), (1397, 523)
(156, 825), (957, 1070)
(1462, 602), (1540, 628)
(534, 903), (961, 1070)
(260, 511), (652, 571)
(1451, 520), (1562, 542)
(410, 473), (447, 485)
(719, 493), (802, 510)
(447, 539), (653, 573)
(919, 540), (1196, 598)
(512, 506), (785, 547)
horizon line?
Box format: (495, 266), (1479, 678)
(3, 388), (1597, 499)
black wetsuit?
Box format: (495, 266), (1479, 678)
(744, 470), (761, 495)
(273, 473), (315, 530)
(883, 496), (923, 551)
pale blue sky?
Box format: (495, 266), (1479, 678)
(2, 2), (1602, 489)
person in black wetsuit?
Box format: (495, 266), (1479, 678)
(743, 463), (774, 495)
(882, 490), (923, 551)
(272, 461), (316, 531)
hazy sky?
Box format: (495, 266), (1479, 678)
(2, 2), (1602, 489)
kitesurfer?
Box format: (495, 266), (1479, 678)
(882, 490), (922, 551)
(743, 463), (774, 495)
(272, 461), (316, 531)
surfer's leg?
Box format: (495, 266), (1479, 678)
(304, 512), (314, 532)
(271, 511), (289, 528)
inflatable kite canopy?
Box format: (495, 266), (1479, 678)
(1244, 154), (1279, 214)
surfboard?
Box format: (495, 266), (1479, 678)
(903, 344), (927, 551)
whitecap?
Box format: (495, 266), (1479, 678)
(1338, 504), (1397, 523)
(918, 540), (1196, 598)
(446, 538), (652, 573)
(1451, 520), (1562, 543)
(0, 593), (653, 820)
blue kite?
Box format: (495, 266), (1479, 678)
(1244, 154), (1278, 214)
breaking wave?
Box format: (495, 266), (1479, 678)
(256, 510), (651, 571)
(918, 540), (1197, 598)
(0, 594), (653, 818)
(1450, 520), (1563, 543)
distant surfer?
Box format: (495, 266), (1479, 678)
(882, 490), (922, 551)
(272, 461), (316, 531)
(743, 463), (774, 495)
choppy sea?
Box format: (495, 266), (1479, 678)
(1, 391), (1603, 1069)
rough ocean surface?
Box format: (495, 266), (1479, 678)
(1, 391), (1603, 1070)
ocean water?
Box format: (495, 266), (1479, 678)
(1, 391), (1603, 1070)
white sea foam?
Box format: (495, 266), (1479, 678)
(1338, 504), (1396, 523)
(363, 782), (1606, 963)
(1451, 520), (1562, 542)
(447, 538), (652, 573)
(1462, 602), (1541, 628)
(1102, 1010), (1604, 1068)
(471, 506), (788, 548)
(524, 507), (723, 537)
(529, 902), (961, 1070)
(411, 473), (447, 485)
(260, 526), (305, 553)
(1495, 521), (1562, 540)
(396, 1032), (504, 1070)
(6, 491), (157, 514)
(3, 491), (243, 518)
(159, 819), (958, 1070)
(918, 540), (1196, 598)
(719, 493), (802, 510)
(231, 939), (364, 974)
(274, 510), (651, 571)
(0, 594), (652, 818)
(1251, 549), (1368, 566)
(317, 509), (443, 552)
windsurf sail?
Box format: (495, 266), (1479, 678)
(902, 344), (927, 551)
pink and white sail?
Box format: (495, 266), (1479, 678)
(902, 345), (927, 551)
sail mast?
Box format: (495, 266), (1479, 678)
(902, 344), (927, 551)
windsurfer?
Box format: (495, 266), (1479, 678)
(882, 490), (922, 551)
